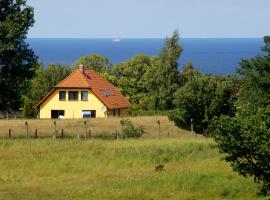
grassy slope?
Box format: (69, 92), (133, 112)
(0, 116), (194, 138)
(0, 139), (266, 200)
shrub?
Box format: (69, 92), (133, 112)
(169, 75), (238, 134)
(120, 119), (145, 138)
(210, 107), (270, 195)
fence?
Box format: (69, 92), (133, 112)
(0, 119), (170, 140)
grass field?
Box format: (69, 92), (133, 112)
(0, 138), (266, 200)
(0, 116), (194, 139)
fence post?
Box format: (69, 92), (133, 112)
(191, 119), (194, 133)
(61, 129), (64, 138)
(8, 129), (11, 138)
(157, 120), (160, 140)
(84, 121), (87, 140)
(53, 121), (57, 139)
(120, 120), (123, 140)
(25, 121), (29, 139)
(35, 129), (38, 138)
(77, 134), (80, 140)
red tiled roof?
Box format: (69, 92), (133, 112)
(36, 69), (130, 109)
(56, 70), (89, 88)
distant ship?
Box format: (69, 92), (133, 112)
(112, 37), (121, 42)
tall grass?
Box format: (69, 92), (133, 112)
(0, 139), (266, 200)
(0, 116), (195, 139)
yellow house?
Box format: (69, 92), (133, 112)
(36, 66), (130, 119)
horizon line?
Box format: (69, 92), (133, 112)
(26, 37), (263, 39)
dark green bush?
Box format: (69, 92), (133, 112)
(210, 107), (270, 195)
(121, 119), (145, 138)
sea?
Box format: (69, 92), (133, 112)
(26, 38), (264, 75)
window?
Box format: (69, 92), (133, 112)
(82, 110), (96, 118)
(51, 110), (65, 118)
(59, 91), (66, 101)
(81, 91), (88, 101)
(100, 89), (114, 97)
(68, 91), (78, 101)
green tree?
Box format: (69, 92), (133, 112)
(22, 96), (34, 118)
(169, 74), (238, 134)
(237, 36), (270, 116)
(73, 54), (112, 72)
(112, 54), (152, 105)
(0, 0), (37, 111)
(211, 36), (270, 196)
(147, 30), (182, 110)
(180, 62), (201, 84)
(210, 107), (270, 195)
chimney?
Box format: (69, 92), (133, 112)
(79, 64), (84, 73)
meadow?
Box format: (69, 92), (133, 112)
(0, 117), (266, 200)
(0, 139), (266, 200)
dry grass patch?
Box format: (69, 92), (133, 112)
(0, 116), (195, 138)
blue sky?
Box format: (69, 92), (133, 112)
(27, 0), (270, 38)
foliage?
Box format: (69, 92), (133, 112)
(146, 30), (182, 110)
(22, 96), (34, 118)
(121, 119), (145, 138)
(212, 36), (270, 196)
(210, 107), (270, 195)
(179, 62), (201, 84)
(73, 54), (112, 72)
(237, 36), (270, 116)
(169, 74), (238, 134)
(112, 54), (152, 105)
(0, 0), (37, 111)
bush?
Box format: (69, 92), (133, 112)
(120, 119), (145, 138)
(169, 75), (238, 134)
(210, 107), (270, 195)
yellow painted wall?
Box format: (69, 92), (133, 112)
(40, 89), (107, 119)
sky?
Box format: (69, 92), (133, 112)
(27, 0), (270, 38)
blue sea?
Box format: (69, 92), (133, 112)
(27, 38), (264, 74)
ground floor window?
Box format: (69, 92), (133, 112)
(51, 110), (65, 118)
(82, 110), (96, 118)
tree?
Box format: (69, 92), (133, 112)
(237, 36), (270, 116)
(73, 54), (112, 72)
(169, 74), (238, 134)
(180, 62), (201, 84)
(112, 54), (152, 105)
(211, 36), (270, 196)
(146, 30), (182, 110)
(0, 0), (37, 111)
(22, 96), (34, 118)
(211, 107), (270, 195)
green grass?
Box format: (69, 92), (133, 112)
(0, 139), (266, 200)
